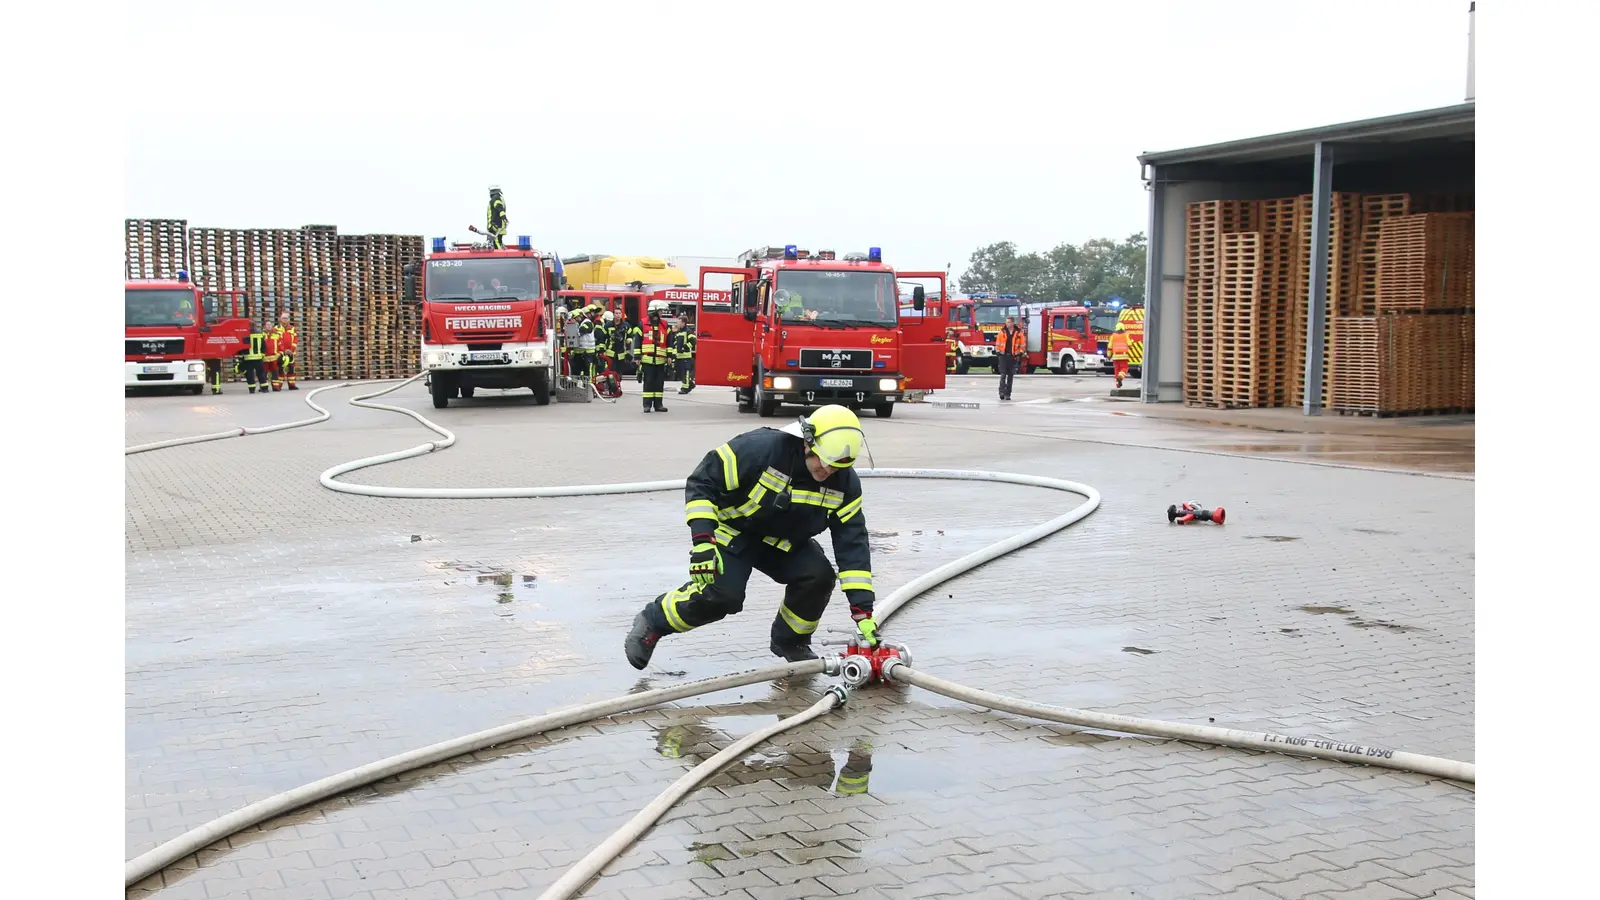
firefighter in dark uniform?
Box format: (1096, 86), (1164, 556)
(624, 404), (880, 668)
(675, 318), (698, 393)
(626, 316), (644, 382)
(638, 301), (673, 412)
(233, 324), (270, 394)
(574, 306), (600, 380)
(596, 310), (616, 375)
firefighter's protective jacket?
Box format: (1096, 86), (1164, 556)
(676, 330), (697, 360)
(683, 427), (876, 613)
(274, 323), (298, 355)
(640, 321), (673, 365)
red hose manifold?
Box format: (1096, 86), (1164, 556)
(1168, 502), (1225, 525)
(840, 640), (911, 686)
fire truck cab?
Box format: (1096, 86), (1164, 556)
(693, 245), (948, 418)
(405, 235), (560, 409)
(125, 272), (252, 393)
(1024, 304), (1106, 375)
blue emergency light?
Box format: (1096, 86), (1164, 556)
(518, 235), (532, 250)
(784, 244), (799, 260)
(868, 247), (882, 263)
(176, 269), (189, 283)
(432, 237), (446, 253)
(1110, 299), (1122, 309)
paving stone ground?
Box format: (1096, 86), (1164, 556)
(126, 380), (1474, 899)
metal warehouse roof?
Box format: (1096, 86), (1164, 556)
(1139, 103), (1474, 168)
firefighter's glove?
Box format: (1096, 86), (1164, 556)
(689, 541), (722, 588)
(850, 607), (879, 648)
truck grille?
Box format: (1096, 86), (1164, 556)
(127, 338), (185, 356)
(454, 330), (517, 342)
(798, 348), (873, 370)
(135, 373), (175, 381)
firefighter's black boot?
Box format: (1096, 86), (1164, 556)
(625, 608), (665, 670)
(654, 400), (668, 412)
(288, 384), (299, 391)
(248, 386), (257, 394)
(769, 639), (818, 663)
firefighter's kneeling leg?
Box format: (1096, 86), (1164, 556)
(644, 549), (756, 635)
(758, 539), (836, 648)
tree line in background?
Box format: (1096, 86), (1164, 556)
(956, 233), (1147, 305)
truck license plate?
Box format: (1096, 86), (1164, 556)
(468, 351), (503, 361)
(820, 378), (853, 388)
(141, 365), (168, 374)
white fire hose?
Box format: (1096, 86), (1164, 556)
(125, 375), (1473, 897)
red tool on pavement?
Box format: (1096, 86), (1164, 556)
(1168, 501), (1225, 525)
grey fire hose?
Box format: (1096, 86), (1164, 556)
(880, 659), (1475, 783)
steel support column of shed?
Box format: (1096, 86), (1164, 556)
(1304, 142), (1335, 415)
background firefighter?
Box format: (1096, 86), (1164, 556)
(674, 319), (697, 393)
(638, 301), (673, 412)
(1109, 323), (1131, 388)
(262, 325), (283, 391)
(233, 325), (270, 394)
(273, 313), (299, 390)
(624, 404), (879, 669)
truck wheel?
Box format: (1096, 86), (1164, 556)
(736, 387), (756, 413)
(430, 373), (453, 409)
(755, 382), (778, 418)
(875, 402), (895, 418)
(1060, 356), (1077, 375)
(189, 384), (204, 396)
(956, 356), (970, 375)
(531, 369), (552, 406)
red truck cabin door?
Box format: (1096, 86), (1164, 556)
(894, 271), (949, 392)
(695, 268), (757, 389)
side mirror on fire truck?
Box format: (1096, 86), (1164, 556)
(403, 263), (419, 304)
(912, 285), (926, 311)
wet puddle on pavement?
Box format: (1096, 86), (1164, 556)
(1294, 604), (1426, 634)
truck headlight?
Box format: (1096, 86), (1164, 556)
(424, 351), (448, 367)
(772, 376), (794, 390)
(188, 363), (204, 373)
(877, 378), (897, 392)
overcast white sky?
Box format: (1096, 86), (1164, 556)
(126, 0), (1474, 278)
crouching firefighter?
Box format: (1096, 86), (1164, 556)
(625, 404), (880, 668)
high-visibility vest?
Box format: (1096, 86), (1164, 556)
(946, 339), (958, 356)
(1109, 332), (1130, 359)
(640, 323), (672, 364)
(998, 327), (1025, 355)
(243, 333), (266, 361)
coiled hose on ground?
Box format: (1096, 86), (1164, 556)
(124, 375), (1473, 894)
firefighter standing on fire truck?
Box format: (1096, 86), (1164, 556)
(1109, 323), (1131, 388)
(624, 404), (880, 669)
(638, 301), (673, 412)
(273, 312), (299, 390)
(674, 318), (697, 394)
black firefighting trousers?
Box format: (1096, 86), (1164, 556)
(644, 538), (836, 647)
(641, 362), (667, 408)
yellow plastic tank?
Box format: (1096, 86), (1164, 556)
(560, 254), (691, 291)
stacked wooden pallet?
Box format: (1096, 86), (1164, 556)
(125, 219), (190, 281)
(1181, 192), (1475, 416)
(1183, 200), (1258, 407)
(127, 220), (429, 382)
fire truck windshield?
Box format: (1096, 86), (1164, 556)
(126, 289), (197, 327)
(424, 258), (543, 302)
(775, 270), (898, 327)
(950, 305), (973, 325)
(974, 304), (1019, 325)
(1091, 311), (1120, 335)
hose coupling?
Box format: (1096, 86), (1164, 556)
(880, 655), (906, 683)
(825, 684), (850, 706)
(881, 641), (912, 668)
(840, 654), (875, 689)
(819, 653), (844, 676)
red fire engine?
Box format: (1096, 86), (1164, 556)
(404, 234), (560, 409)
(693, 245), (947, 418)
(125, 271), (252, 394)
(1017, 304), (1107, 374)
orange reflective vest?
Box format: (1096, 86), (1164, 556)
(997, 327), (1025, 356)
(640, 322), (673, 364)
(946, 339), (958, 356)
(264, 330), (283, 357)
(1109, 332), (1130, 360)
